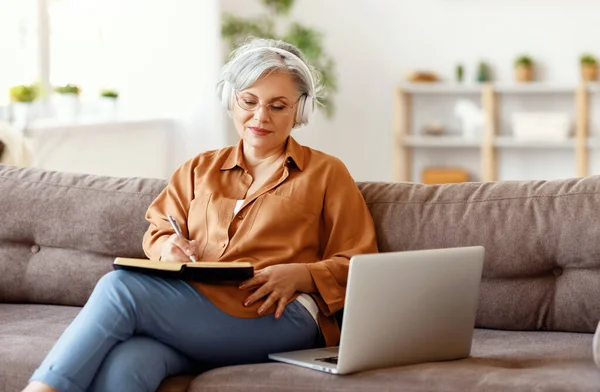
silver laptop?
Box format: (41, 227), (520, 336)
(269, 246), (485, 374)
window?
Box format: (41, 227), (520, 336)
(0, 0), (39, 106)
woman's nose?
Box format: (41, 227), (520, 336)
(253, 105), (269, 122)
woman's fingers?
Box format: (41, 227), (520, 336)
(169, 235), (195, 256)
(275, 297), (288, 319)
(161, 235), (191, 262)
(239, 268), (269, 289)
(258, 292), (287, 316)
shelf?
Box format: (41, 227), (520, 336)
(494, 136), (575, 148)
(25, 116), (175, 134)
(399, 82), (597, 95)
(494, 83), (576, 94)
(399, 83), (482, 94)
(403, 135), (481, 148)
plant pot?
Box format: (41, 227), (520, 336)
(515, 65), (533, 82)
(53, 93), (80, 123)
(11, 102), (32, 127)
(99, 97), (118, 120)
(581, 64), (598, 82)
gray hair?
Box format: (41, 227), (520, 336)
(217, 37), (324, 107)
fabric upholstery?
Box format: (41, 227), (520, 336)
(0, 304), (194, 392)
(594, 321), (600, 368)
(2, 164), (600, 391)
(0, 164), (166, 306)
(3, 305), (597, 392)
(188, 329), (599, 392)
(359, 178), (600, 333)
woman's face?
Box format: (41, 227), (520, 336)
(232, 71), (300, 155)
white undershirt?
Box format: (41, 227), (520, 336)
(233, 200), (319, 324)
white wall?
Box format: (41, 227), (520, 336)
(107, 0), (226, 167)
(220, 0), (600, 181)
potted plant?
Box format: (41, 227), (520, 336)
(221, 0), (337, 118)
(9, 84), (38, 126)
(514, 56), (534, 82)
(99, 89), (119, 119)
(580, 54), (598, 82)
(53, 83), (81, 122)
(476, 61), (491, 83)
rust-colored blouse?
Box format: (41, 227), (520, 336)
(142, 136), (378, 346)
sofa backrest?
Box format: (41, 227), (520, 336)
(2, 164), (599, 333)
(0, 164), (166, 307)
(359, 178), (600, 334)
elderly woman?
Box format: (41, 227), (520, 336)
(23, 38), (377, 392)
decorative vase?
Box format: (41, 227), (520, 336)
(53, 93), (80, 123)
(99, 97), (118, 120)
(515, 65), (533, 82)
(11, 102), (32, 127)
(581, 64), (598, 82)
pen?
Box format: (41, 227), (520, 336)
(167, 215), (197, 262)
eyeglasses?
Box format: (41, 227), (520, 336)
(235, 93), (299, 117)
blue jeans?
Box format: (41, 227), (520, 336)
(30, 270), (320, 392)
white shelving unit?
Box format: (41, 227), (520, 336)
(494, 136), (576, 149)
(403, 135), (481, 148)
(393, 82), (595, 182)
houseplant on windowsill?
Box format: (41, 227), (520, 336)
(9, 83), (38, 127)
(53, 83), (81, 123)
(580, 54), (598, 82)
(99, 89), (119, 120)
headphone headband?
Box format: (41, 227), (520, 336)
(221, 45), (316, 126)
(233, 46), (316, 98)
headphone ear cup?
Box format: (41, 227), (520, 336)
(295, 94), (313, 126)
(221, 81), (234, 110)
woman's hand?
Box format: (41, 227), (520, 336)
(160, 234), (198, 263)
(240, 263), (317, 319)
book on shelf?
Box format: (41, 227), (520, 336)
(113, 258), (254, 284)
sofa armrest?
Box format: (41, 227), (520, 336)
(594, 321), (600, 368)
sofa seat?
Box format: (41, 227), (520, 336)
(189, 329), (599, 392)
(2, 304), (599, 392)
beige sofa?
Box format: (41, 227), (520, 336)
(1, 163), (600, 391)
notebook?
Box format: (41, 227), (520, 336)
(112, 258), (254, 284)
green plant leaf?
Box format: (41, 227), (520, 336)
(54, 83), (80, 95)
(262, 0), (294, 15)
(222, 13), (276, 50)
(580, 54), (597, 65)
(283, 23), (323, 61)
(100, 89), (119, 99)
(514, 55), (533, 67)
(9, 84), (38, 103)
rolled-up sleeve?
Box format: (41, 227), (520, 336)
(306, 160), (378, 316)
(142, 157), (198, 261)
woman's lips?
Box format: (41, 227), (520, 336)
(248, 127), (271, 136)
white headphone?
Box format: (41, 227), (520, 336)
(220, 47), (316, 126)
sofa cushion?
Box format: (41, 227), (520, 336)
(0, 304), (81, 392)
(358, 178), (600, 333)
(0, 164), (167, 306)
(3, 304), (597, 392)
(0, 304), (193, 392)
(2, 164), (600, 333)
(189, 329), (599, 392)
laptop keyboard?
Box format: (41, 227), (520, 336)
(316, 356), (338, 364)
